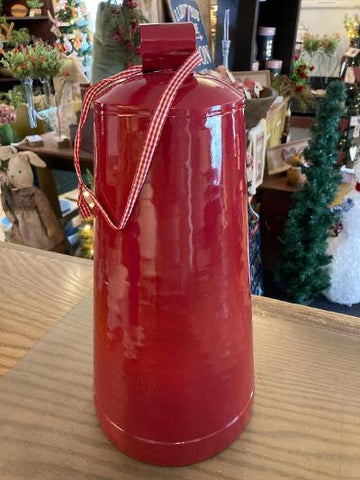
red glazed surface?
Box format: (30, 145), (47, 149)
(92, 49), (254, 466)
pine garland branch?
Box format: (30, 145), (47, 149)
(276, 81), (347, 304)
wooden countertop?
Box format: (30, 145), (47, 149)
(0, 243), (359, 479)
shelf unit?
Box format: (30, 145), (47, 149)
(2, 0), (54, 42)
(0, 1), (55, 90)
(214, 0), (301, 75)
(4, 15), (49, 21)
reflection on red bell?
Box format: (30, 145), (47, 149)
(92, 23), (254, 466)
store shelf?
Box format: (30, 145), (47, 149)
(5, 16), (49, 21)
(0, 77), (20, 83)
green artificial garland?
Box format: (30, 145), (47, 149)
(276, 81), (347, 304)
(91, 0), (147, 82)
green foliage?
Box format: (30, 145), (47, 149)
(302, 33), (320, 55)
(102, 0), (147, 67)
(0, 86), (24, 109)
(271, 74), (315, 113)
(1, 41), (64, 80)
(8, 27), (31, 47)
(302, 32), (341, 56)
(26, 0), (43, 8)
(276, 81), (347, 304)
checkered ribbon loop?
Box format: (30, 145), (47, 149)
(74, 50), (202, 230)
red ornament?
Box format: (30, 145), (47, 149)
(113, 29), (122, 42)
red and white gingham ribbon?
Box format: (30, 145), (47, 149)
(74, 49), (202, 230)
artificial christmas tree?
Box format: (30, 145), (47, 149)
(276, 81), (347, 304)
(48, 0), (93, 73)
(338, 21), (360, 167)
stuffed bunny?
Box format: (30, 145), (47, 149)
(54, 55), (88, 139)
(0, 146), (65, 252)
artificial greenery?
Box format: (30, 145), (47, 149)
(1, 42), (64, 79)
(91, 0), (147, 82)
(103, 0), (146, 67)
(26, 0), (44, 9)
(276, 81), (347, 304)
(0, 85), (24, 109)
(303, 32), (341, 57)
(0, 17), (30, 46)
(271, 75), (314, 113)
(271, 55), (316, 112)
(8, 27), (31, 47)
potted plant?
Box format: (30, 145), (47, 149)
(26, 0), (43, 17)
(0, 103), (17, 145)
(1, 42), (64, 128)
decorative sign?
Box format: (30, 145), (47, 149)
(302, 0), (360, 7)
(165, 0), (215, 71)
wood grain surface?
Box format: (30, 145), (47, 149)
(0, 243), (92, 376)
(0, 288), (359, 479)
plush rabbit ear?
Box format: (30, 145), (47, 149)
(19, 151), (46, 168)
(0, 145), (17, 161)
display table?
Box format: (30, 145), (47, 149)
(17, 131), (93, 172)
(17, 132), (93, 218)
(0, 243), (359, 479)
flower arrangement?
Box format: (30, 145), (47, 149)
(302, 32), (341, 57)
(302, 31), (341, 79)
(0, 103), (17, 145)
(291, 56), (314, 91)
(1, 46), (34, 79)
(0, 103), (16, 125)
(344, 14), (359, 41)
(1, 42), (64, 80)
(271, 56), (315, 112)
(319, 33), (341, 56)
(104, 0), (147, 67)
(302, 33), (320, 56)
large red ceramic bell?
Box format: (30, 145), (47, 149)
(91, 23), (254, 466)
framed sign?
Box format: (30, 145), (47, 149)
(266, 138), (309, 176)
(247, 119), (267, 194)
(165, 0), (215, 71)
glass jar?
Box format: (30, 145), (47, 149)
(265, 59), (283, 76)
(257, 26), (276, 65)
